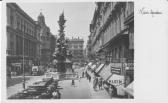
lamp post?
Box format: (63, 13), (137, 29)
(22, 33), (25, 89)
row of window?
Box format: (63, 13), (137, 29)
(41, 36), (50, 41)
(68, 44), (83, 49)
(15, 35), (36, 57)
(93, 3), (134, 51)
(7, 6), (36, 38)
(16, 15), (35, 37)
(106, 48), (134, 63)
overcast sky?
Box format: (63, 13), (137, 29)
(17, 2), (96, 47)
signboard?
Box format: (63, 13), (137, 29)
(124, 63), (134, 70)
(108, 74), (125, 96)
(110, 63), (122, 75)
(110, 63), (122, 68)
(111, 68), (121, 75)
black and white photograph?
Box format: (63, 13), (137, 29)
(1, 0), (168, 103)
(5, 2), (134, 99)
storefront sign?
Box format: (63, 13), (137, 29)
(108, 74), (124, 86)
(111, 68), (121, 75)
(124, 63), (134, 70)
(110, 63), (122, 75)
(110, 63), (122, 68)
(108, 74), (125, 95)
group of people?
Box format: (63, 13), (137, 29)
(93, 76), (103, 91)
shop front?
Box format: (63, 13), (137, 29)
(107, 74), (125, 96)
(98, 64), (112, 81)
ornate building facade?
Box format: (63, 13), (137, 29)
(88, 2), (134, 96)
(6, 3), (56, 75)
(67, 37), (84, 64)
(6, 3), (40, 74)
(37, 12), (56, 66)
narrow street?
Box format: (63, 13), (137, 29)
(5, 2), (134, 99)
(58, 68), (111, 99)
(59, 77), (111, 99)
(7, 68), (111, 99)
(59, 78), (91, 99)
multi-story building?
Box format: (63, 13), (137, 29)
(6, 3), (40, 74)
(67, 37), (84, 64)
(6, 3), (56, 75)
(37, 12), (55, 66)
(88, 2), (134, 96)
(86, 35), (93, 61)
(50, 34), (57, 62)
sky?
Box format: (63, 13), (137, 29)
(17, 2), (96, 47)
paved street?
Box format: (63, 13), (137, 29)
(7, 68), (111, 99)
(59, 78), (91, 99)
(7, 75), (44, 98)
(59, 68), (111, 99)
(59, 77), (111, 99)
(7, 76), (31, 87)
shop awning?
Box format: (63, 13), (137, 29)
(86, 70), (92, 77)
(95, 64), (105, 73)
(98, 64), (112, 80)
(87, 62), (93, 67)
(91, 64), (96, 70)
(122, 81), (134, 96)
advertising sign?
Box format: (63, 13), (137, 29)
(108, 74), (125, 96)
(111, 68), (121, 75)
(110, 63), (122, 75)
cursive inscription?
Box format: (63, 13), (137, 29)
(139, 7), (162, 17)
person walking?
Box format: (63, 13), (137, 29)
(98, 77), (103, 90)
(71, 79), (75, 87)
(89, 76), (91, 82)
(93, 77), (98, 91)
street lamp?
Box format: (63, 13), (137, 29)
(22, 32), (25, 89)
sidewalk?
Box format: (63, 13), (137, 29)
(75, 67), (111, 99)
(86, 72), (111, 99)
(7, 75), (44, 98)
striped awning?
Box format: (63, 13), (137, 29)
(95, 64), (105, 73)
(98, 64), (112, 80)
(91, 64), (96, 70)
(87, 62), (93, 67)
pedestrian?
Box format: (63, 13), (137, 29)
(82, 71), (84, 78)
(22, 80), (25, 89)
(86, 72), (88, 80)
(89, 76), (91, 82)
(98, 77), (103, 90)
(95, 77), (98, 90)
(93, 77), (98, 91)
(71, 79), (75, 87)
(78, 75), (81, 82)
